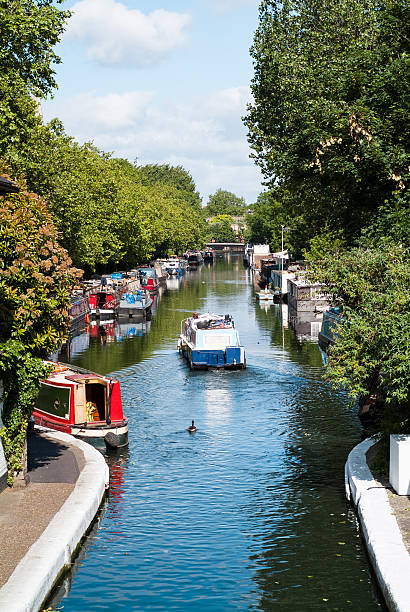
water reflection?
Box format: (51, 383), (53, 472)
(204, 386), (233, 425)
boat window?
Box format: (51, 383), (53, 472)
(35, 383), (70, 419)
(203, 334), (232, 347)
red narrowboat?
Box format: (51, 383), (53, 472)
(88, 290), (121, 319)
(137, 268), (159, 292)
(33, 362), (128, 449)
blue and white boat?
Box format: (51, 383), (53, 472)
(178, 312), (246, 370)
(164, 257), (184, 277)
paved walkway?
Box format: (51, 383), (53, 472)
(346, 438), (410, 611)
(366, 443), (410, 557)
(0, 429), (85, 589)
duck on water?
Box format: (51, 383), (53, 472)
(187, 420), (197, 433)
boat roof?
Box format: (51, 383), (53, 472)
(45, 362), (111, 385)
(188, 313), (235, 330)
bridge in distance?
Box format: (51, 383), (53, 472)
(205, 243), (245, 253)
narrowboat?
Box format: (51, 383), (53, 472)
(138, 267), (159, 292)
(69, 293), (89, 327)
(88, 289), (121, 319)
(118, 290), (152, 320)
(178, 312), (246, 370)
(187, 252), (203, 268)
(318, 307), (343, 352)
(256, 287), (274, 302)
(203, 250), (215, 264)
(33, 362), (128, 449)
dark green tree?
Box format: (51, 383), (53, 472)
(207, 215), (238, 242)
(0, 0), (70, 161)
(0, 164), (80, 483)
(244, 0), (410, 247)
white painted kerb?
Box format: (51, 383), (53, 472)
(346, 438), (410, 612)
(0, 427), (109, 612)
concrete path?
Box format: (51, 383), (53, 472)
(0, 426), (109, 612)
(346, 438), (410, 611)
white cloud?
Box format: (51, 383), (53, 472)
(44, 86), (262, 202)
(65, 0), (191, 67)
(205, 0), (260, 14)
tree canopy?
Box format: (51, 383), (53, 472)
(245, 0), (410, 252)
(0, 0), (69, 161)
(203, 189), (247, 218)
(206, 214), (238, 243)
(13, 122), (206, 271)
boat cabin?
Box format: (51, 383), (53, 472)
(34, 365), (123, 428)
(89, 291), (118, 313)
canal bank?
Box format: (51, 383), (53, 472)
(346, 438), (410, 611)
(0, 426), (108, 611)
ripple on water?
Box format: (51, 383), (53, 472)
(49, 260), (381, 612)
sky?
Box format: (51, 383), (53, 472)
(42, 0), (264, 205)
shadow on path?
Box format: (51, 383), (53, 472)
(27, 431), (80, 484)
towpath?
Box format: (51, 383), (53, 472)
(0, 429), (84, 588)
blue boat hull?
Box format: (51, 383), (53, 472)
(181, 346), (246, 370)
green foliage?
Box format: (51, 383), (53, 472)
(15, 123), (206, 270)
(310, 245), (410, 410)
(139, 163), (202, 210)
(0, 164), (82, 353)
(203, 189), (247, 218)
(207, 215), (238, 243)
(0, 342), (52, 484)
(0, 0), (69, 161)
(245, 0), (410, 250)
(0, 164), (80, 481)
(302, 225), (345, 261)
(245, 190), (288, 250)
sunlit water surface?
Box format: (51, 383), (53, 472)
(49, 258), (382, 611)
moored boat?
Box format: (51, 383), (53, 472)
(88, 289), (121, 319)
(164, 258), (184, 277)
(203, 249), (215, 264)
(256, 287), (274, 302)
(118, 290), (152, 320)
(178, 312), (246, 370)
(187, 252), (204, 268)
(137, 267), (159, 292)
(318, 306), (343, 352)
(33, 362), (128, 449)
(69, 293), (89, 327)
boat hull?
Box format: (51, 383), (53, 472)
(72, 422), (129, 449)
(179, 343), (246, 370)
(33, 414), (129, 449)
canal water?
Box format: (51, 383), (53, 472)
(49, 257), (382, 611)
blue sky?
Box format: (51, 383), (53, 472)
(43, 0), (263, 204)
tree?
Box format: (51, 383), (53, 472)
(203, 189), (247, 218)
(139, 163), (202, 210)
(17, 122), (206, 270)
(207, 215), (237, 243)
(0, 0), (70, 161)
(0, 164), (81, 482)
(245, 190), (288, 250)
(244, 0), (410, 250)
(309, 244), (410, 466)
